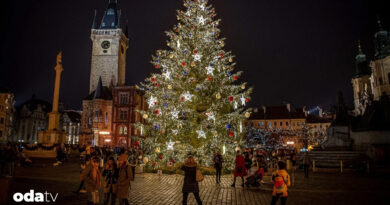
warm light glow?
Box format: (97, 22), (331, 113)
(104, 138), (111, 142)
(99, 131), (110, 135)
(308, 145), (313, 150)
(223, 145), (226, 155)
(287, 141), (294, 145)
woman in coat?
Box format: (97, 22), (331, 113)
(81, 156), (101, 205)
(231, 150), (247, 187)
(102, 157), (119, 205)
(181, 156), (202, 205)
(117, 154), (133, 205)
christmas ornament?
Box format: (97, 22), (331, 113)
(169, 54), (174, 59)
(171, 108), (180, 119)
(181, 62), (186, 66)
(229, 131), (234, 137)
(166, 140), (175, 150)
(142, 114), (148, 119)
(154, 124), (159, 130)
(163, 70), (171, 80)
(159, 154), (164, 159)
(182, 91), (194, 102)
(207, 76), (213, 81)
(152, 161), (157, 166)
(206, 65), (214, 76)
(197, 129), (206, 139)
(229, 58), (233, 63)
(155, 147), (160, 153)
(148, 96), (157, 108)
(241, 84), (246, 90)
(177, 40), (181, 48)
(193, 53), (202, 61)
(233, 76), (238, 81)
(198, 16), (206, 25)
(240, 96), (246, 106)
(226, 124), (232, 129)
(143, 157), (149, 164)
(245, 112), (251, 118)
(216, 93), (221, 99)
(213, 131), (218, 137)
(172, 129), (179, 135)
(168, 85), (172, 90)
(155, 64), (159, 69)
(191, 62), (196, 67)
(228, 96), (233, 102)
(155, 109), (160, 115)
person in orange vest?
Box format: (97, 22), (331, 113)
(271, 161), (291, 205)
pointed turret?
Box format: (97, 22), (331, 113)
(93, 77), (103, 99)
(92, 10), (98, 29)
(374, 17), (390, 59)
(354, 41), (371, 78)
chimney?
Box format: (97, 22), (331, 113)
(286, 103), (291, 112)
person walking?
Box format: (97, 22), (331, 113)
(128, 150), (138, 181)
(231, 150), (247, 187)
(73, 155), (90, 194)
(270, 161), (291, 205)
(117, 154), (133, 205)
(102, 157), (119, 205)
(181, 156), (203, 205)
(213, 151), (224, 184)
(81, 156), (101, 205)
(303, 152), (311, 178)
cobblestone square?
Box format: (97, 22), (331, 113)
(6, 158), (390, 205)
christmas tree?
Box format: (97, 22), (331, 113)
(137, 0), (252, 170)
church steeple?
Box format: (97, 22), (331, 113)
(354, 41), (371, 78)
(100, 0), (121, 29)
(374, 17), (390, 59)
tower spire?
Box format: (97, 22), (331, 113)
(92, 10), (98, 29)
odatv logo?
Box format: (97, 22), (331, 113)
(13, 190), (59, 203)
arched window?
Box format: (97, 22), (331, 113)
(105, 112), (108, 125)
(119, 126), (123, 135)
(124, 126), (128, 135)
(268, 122), (272, 129)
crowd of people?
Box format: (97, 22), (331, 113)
(0, 142), (32, 177)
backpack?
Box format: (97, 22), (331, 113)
(273, 174), (287, 194)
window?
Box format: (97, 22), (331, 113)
(268, 122), (272, 128)
(120, 94), (129, 104)
(274, 122), (277, 126)
(0, 130), (2, 137)
(261, 121), (264, 126)
(0, 117), (4, 124)
(119, 126), (123, 135)
(286, 122), (289, 126)
(280, 122), (282, 126)
(124, 126), (128, 135)
(257, 122), (260, 127)
(105, 112), (109, 125)
(120, 110), (128, 120)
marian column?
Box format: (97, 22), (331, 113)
(48, 52), (63, 131)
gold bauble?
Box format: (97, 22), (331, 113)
(167, 43), (171, 46)
(168, 85), (172, 90)
(241, 84), (246, 90)
(216, 93), (221, 99)
(245, 112), (251, 118)
(229, 58), (233, 63)
(169, 54), (174, 59)
(213, 131), (218, 137)
(155, 147), (160, 153)
(191, 62), (196, 67)
(142, 114), (148, 119)
(221, 43), (225, 47)
(222, 66), (226, 71)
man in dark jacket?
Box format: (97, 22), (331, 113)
(213, 151), (224, 184)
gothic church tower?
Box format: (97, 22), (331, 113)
(90, 0), (129, 94)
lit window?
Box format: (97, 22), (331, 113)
(105, 112), (109, 125)
(124, 127), (128, 135)
(261, 121), (264, 126)
(268, 122), (272, 128)
(119, 126), (123, 135)
(257, 122), (260, 127)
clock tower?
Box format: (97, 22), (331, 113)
(89, 0), (129, 94)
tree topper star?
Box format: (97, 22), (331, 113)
(198, 16), (206, 25)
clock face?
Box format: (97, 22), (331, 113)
(101, 40), (110, 49)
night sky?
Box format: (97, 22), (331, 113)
(0, 0), (388, 110)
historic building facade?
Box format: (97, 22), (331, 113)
(81, 1), (145, 147)
(15, 95), (51, 143)
(62, 110), (82, 145)
(0, 88), (15, 142)
(352, 20), (390, 115)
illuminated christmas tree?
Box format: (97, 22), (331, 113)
(137, 0), (252, 170)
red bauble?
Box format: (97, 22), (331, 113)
(193, 50), (198, 54)
(181, 97), (185, 102)
(233, 76), (238, 81)
(159, 155), (163, 159)
(155, 64), (159, 69)
(155, 109), (160, 115)
(246, 98), (250, 103)
(228, 96), (233, 102)
(155, 83), (159, 87)
(229, 131), (234, 137)
(207, 76), (213, 81)
(181, 62), (186, 66)
(152, 78), (156, 82)
(219, 53), (224, 58)
(135, 141), (140, 145)
(154, 102), (158, 106)
(152, 161), (157, 166)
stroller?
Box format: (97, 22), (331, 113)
(245, 166), (264, 188)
